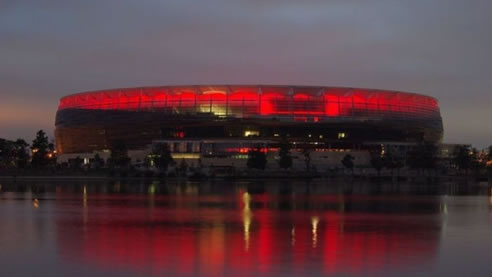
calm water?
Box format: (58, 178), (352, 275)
(1, 180), (492, 276)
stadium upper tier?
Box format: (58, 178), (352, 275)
(58, 85), (440, 121)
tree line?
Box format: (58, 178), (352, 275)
(246, 141), (492, 178)
(0, 130), (56, 170)
(1, 130), (491, 178)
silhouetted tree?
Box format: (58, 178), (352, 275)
(31, 130), (50, 168)
(247, 146), (267, 170)
(152, 143), (174, 172)
(179, 159), (188, 175)
(406, 142), (438, 175)
(278, 139), (292, 170)
(383, 148), (405, 177)
(93, 153), (105, 169)
(453, 145), (472, 175)
(70, 156), (83, 169)
(47, 139), (57, 166)
(0, 138), (14, 169)
(109, 140), (131, 168)
(302, 148), (311, 172)
(370, 152), (384, 177)
(14, 139), (29, 169)
(341, 154), (355, 175)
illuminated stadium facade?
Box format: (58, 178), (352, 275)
(55, 85), (443, 162)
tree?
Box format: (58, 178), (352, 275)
(370, 152), (384, 177)
(179, 159), (188, 175)
(93, 153), (105, 169)
(0, 138), (15, 169)
(0, 138), (30, 169)
(278, 139), (292, 170)
(31, 130), (50, 168)
(247, 146), (267, 170)
(152, 143), (174, 172)
(302, 148), (311, 172)
(109, 140), (131, 168)
(14, 139), (29, 169)
(453, 145), (472, 175)
(406, 142), (438, 175)
(341, 154), (355, 175)
(47, 139), (57, 166)
(70, 156), (84, 169)
(383, 148), (405, 177)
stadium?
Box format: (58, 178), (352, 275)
(55, 85), (443, 168)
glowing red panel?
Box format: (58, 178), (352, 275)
(180, 92), (196, 107)
(229, 91), (259, 117)
(260, 92), (285, 115)
(324, 94), (340, 117)
(292, 94), (324, 116)
(229, 91), (259, 102)
(140, 89), (156, 110)
(57, 87), (440, 121)
(198, 92), (226, 102)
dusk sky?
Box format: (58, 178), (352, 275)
(1, 0), (491, 147)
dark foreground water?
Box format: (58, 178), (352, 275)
(1, 180), (492, 277)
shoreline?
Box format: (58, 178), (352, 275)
(1, 174), (490, 184)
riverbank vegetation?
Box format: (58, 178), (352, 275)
(1, 130), (491, 182)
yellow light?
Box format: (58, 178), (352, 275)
(242, 192), (252, 251)
(338, 132), (346, 139)
(148, 184), (156, 195)
(33, 198), (39, 209)
(311, 216), (319, 248)
(211, 105), (227, 116)
(202, 90), (226, 95)
(171, 153), (200, 159)
(244, 130), (259, 137)
(32, 148), (39, 153)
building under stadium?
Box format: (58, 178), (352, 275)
(55, 85), (443, 169)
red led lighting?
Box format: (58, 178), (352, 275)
(225, 147), (278, 153)
(58, 86), (440, 120)
(56, 195), (439, 275)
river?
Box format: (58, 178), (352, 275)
(0, 179), (491, 276)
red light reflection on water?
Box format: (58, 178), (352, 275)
(57, 194), (440, 276)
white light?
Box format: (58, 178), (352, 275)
(311, 216), (319, 248)
(243, 192), (252, 251)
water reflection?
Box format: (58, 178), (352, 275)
(1, 180), (491, 276)
(48, 181), (443, 276)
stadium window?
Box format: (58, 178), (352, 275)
(244, 130), (259, 137)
